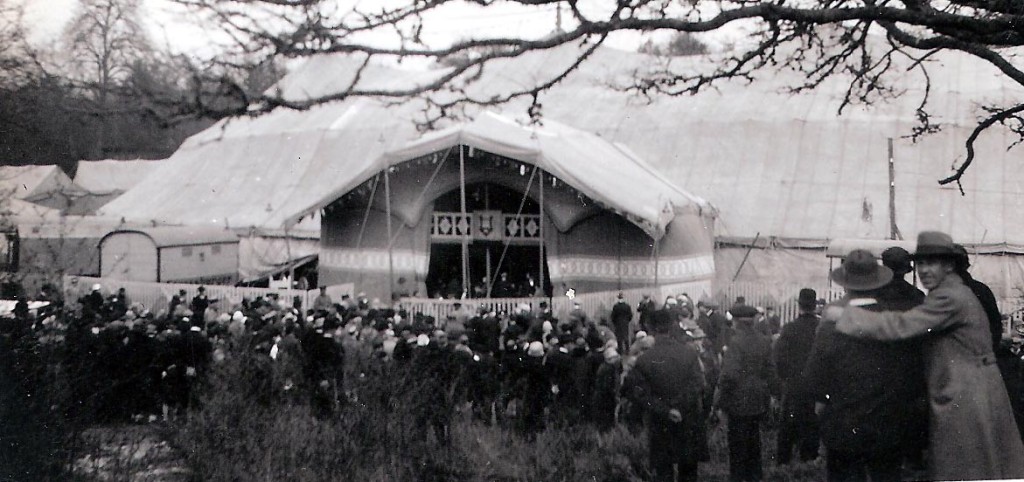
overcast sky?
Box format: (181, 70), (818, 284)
(20, 0), (740, 64)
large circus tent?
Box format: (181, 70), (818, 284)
(99, 39), (1024, 302)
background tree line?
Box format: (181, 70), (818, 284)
(0, 0), (282, 175)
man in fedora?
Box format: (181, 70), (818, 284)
(626, 309), (705, 482)
(877, 246), (925, 311)
(804, 250), (924, 481)
(774, 288), (821, 465)
(877, 245), (929, 471)
(832, 231), (1024, 480)
(714, 304), (778, 482)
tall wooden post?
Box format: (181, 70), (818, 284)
(888, 138), (900, 240)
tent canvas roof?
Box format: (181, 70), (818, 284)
(290, 112), (710, 238)
(0, 165), (83, 201)
(101, 39), (1024, 249)
(0, 197), (62, 222)
(74, 159), (162, 194)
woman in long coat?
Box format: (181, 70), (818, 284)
(836, 231), (1024, 480)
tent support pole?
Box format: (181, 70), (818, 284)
(284, 225), (293, 301)
(485, 248), (492, 298)
(654, 239), (660, 288)
(385, 165), (394, 301)
(888, 138), (902, 240)
(459, 145), (469, 298)
(538, 170), (545, 297)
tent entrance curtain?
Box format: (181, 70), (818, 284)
(425, 241), (551, 298)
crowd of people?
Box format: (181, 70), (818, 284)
(4, 230), (1024, 481)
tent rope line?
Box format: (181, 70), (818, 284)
(354, 172), (382, 290)
(488, 165), (539, 297)
(384, 147), (452, 252)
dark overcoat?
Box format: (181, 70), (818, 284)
(718, 325), (777, 417)
(628, 335), (705, 467)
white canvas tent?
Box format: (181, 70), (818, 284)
(100, 39), (1024, 297)
(0, 165), (85, 204)
(74, 159), (161, 195)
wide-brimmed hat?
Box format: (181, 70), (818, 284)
(913, 231), (960, 260)
(831, 249), (893, 291)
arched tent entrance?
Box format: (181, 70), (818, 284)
(427, 183), (552, 298)
(289, 112), (717, 301)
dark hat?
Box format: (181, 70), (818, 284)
(912, 231), (959, 260)
(831, 249), (893, 291)
(953, 244), (971, 270)
(798, 288), (817, 309)
(881, 246), (914, 275)
(729, 304), (759, 319)
(650, 309), (675, 330)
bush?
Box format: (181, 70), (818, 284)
(176, 349), (826, 482)
(0, 332), (74, 481)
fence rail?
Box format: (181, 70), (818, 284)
(62, 276), (1024, 335)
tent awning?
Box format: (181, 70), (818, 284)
(287, 112), (712, 239)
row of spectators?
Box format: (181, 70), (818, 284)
(1, 282), (721, 439)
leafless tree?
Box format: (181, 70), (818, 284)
(0, 0), (43, 86)
(164, 0), (1024, 189)
(61, 0), (152, 157)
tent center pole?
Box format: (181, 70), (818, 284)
(284, 225), (293, 301)
(384, 165), (394, 302)
(539, 170), (545, 297)
(654, 239), (660, 289)
(459, 145), (469, 298)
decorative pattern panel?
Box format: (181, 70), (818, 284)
(504, 214), (542, 241)
(547, 254), (715, 283)
(321, 248), (429, 276)
(431, 212), (473, 240)
(430, 211), (541, 243)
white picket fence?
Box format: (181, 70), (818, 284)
(398, 297), (550, 320)
(63, 276), (353, 315)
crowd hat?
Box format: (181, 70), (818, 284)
(831, 249), (893, 291)
(881, 246), (914, 275)
(912, 231), (960, 260)
(728, 304), (759, 320)
(527, 341), (545, 357)
(798, 288), (817, 309)
(953, 244), (971, 270)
